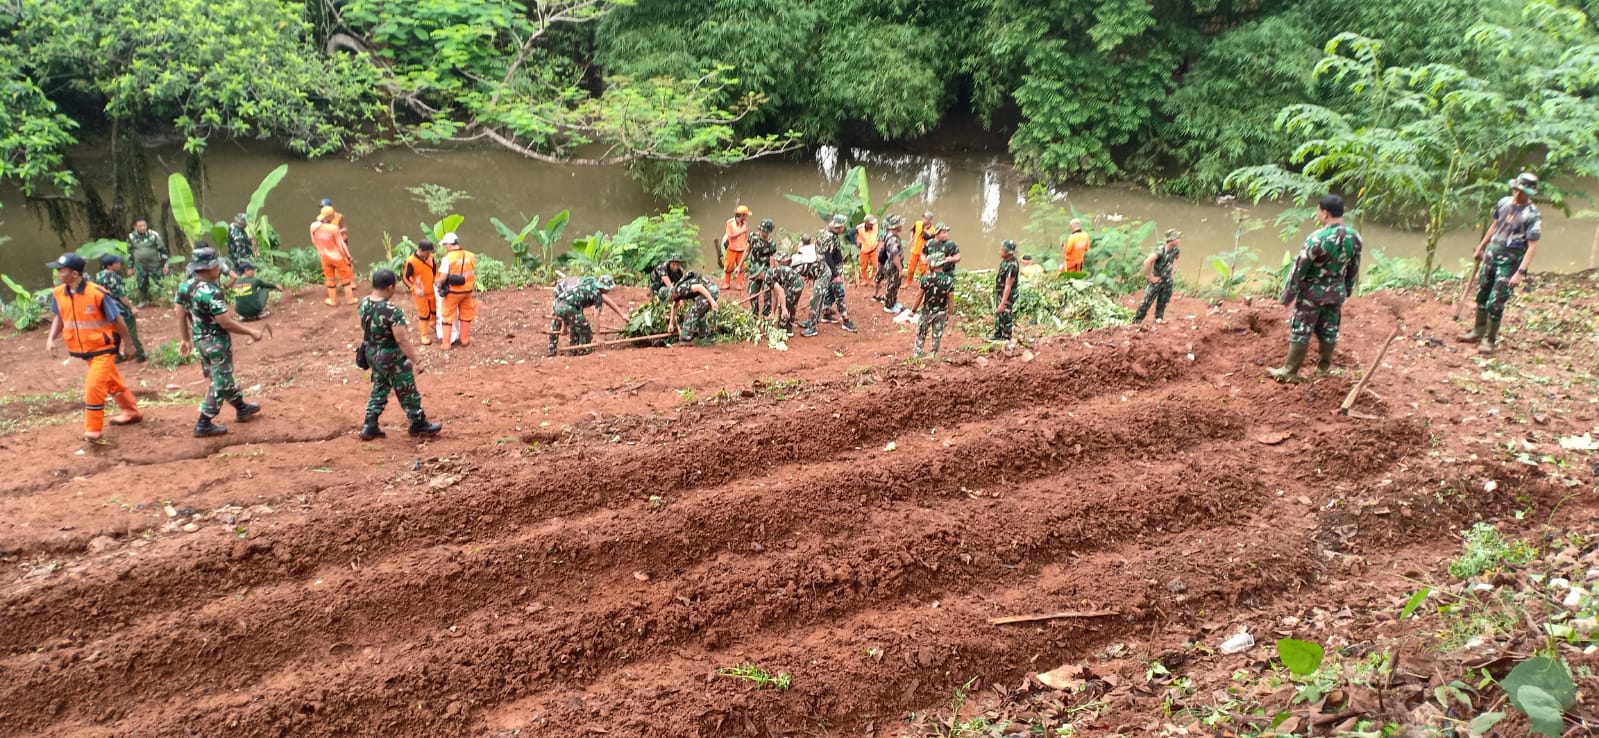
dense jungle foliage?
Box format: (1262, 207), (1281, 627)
(1, 0), (1597, 216)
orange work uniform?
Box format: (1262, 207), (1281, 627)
(52, 281), (138, 435)
(903, 219), (934, 288)
(403, 250), (439, 344)
(855, 223), (880, 284)
(310, 221), (353, 287)
(723, 217), (750, 289)
(437, 249), (478, 346)
(1062, 231), (1090, 273)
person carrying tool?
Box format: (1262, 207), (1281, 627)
(855, 215), (880, 285)
(357, 269), (442, 440)
(311, 206), (355, 306)
(92, 253), (148, 362)
(1270, 195), (1363, 382)
(650, 253), (687, 303)
(723, 205), (752, 289)
(992, 239), (1020, 342)
(402, 239), (439, 345)
(746, 219), (778, 317)
(45, 253), (141, 442)
(1133, 230), (1182, 326)
(903, 211), (935, 289)
(876, 215), (906, 313)
(176, 247), (267, 437)
(547, 274), (627, 356)
(433, 232), (477, 349)
(764, 250), (805, 334)
(1459, 172), (1541, 355)
(127, 215), (168, 305)
(1061, 218), (1090, 273)
(671, 271), (721, 344)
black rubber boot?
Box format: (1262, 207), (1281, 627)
(193, 414), (228, 438)
(1457, 308), (1487, 344)
(1268, 342), (1310, 383)
(841, 318), (858, 333)
(408, 415), (442, 437)
(1316, 341), (1337, 375)
(359, 414), (386, 441)
(233, 400), (262, 422)
(1479, 319), (1501, 355)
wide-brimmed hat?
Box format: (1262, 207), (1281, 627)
(735, 205), (752, 216)
(189, 247), (222, 272)
(597, 274), (616, 291)
(1509, 172), (1539, 196)
(1164, 229), (1182, 241)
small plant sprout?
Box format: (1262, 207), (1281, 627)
(715, 663), (792, 690)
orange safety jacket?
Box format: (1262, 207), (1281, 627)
(910, 219), (931, 256)
(724, 218), (749, 253)
(439, 250), (477, 293)
(311, 221), (347, 263)
(52, 281), (119, 358)
(404, 251), (438, 298)
(856, 224), (880, 252)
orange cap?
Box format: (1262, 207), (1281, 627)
(319, 205), (335, 218)
(735, 205), (752, 216)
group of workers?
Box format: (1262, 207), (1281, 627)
(40, 171), (1545, 445)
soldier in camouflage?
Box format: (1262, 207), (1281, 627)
(176, 247), (267, 437)
(1133, 230), (1182, 325)
(914, 270), (955, 357)
(670, 271), (721, 344)
(127, 216), (168, 305)
(92, 254), (149, 362)
(876, 215), (906, 312)
(991, 240), (1020, 342)
(1459, 172), (1542, 355)
(798, 214), (859, 336)
(746, 219), (778, 317)
(649, 254), (686, 304)
(764, 250), (805, 333)
(1270, 195), (1363, 382)
(227, 213), (256, 264)
(548, 274), (627, 356)
(358, 269), (442, 440)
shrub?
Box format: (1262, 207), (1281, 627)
(1448, 523), (1536, 579)
(950, 271), (1130, 335)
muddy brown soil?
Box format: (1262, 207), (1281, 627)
(1, 276), (1595, 737)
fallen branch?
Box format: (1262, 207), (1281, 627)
(552, 332), (673, 354)
(1339, 326), (1401, 416)
(987, 610), (1119, 625)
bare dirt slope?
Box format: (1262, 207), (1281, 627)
(1, 275), (1595, 737)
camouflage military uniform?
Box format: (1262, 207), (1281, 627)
(93, 269), (147, 360)
(1283, 223), (1362, 345)
(916, 272), (955, 356)
(992, 256), (1020, 340)
(924, 237), (960, 274)
(176, 277), (244, 418)
(359, 296), (425, 422)
(127, 229), (167, 303)
(746, 233), (777, 317)
(1133, 243), (1180, 322)
(877, 232), (904, 309)
(765, 264), (805, 332)
(649, 261), (685, 303)
(549, 276), (605, 354)
(673, 276), (719, 342)
(1475, 196), (1540, 321)
(805, 230), (851, 325)
(226, 223), (254, 263)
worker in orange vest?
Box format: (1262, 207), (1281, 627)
(311, 206), (356, 306)
(44, 253), (141, 442)
(319, 198), (348, 239)
(433, 232), (477, 349)
(1061, 218), (1091, 273)
(902, 211), (935, 289)
(723, 205), (752, 290)
(402, 239), (439, 345)
(855, 214), (880, 286)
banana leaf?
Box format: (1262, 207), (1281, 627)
(167, 173), (208, 244)
(246, 164), (289, 220)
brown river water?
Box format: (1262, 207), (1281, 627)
(2, 142), (1595, 289)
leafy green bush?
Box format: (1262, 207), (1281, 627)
(950, 271), (1130, 335)
(1, 274), (52, 331)
(1358, 250), (1455, 294)
(1448, 523), (1536, 579)
(559, 208), (700, 284)
(150, 338), (196, 369)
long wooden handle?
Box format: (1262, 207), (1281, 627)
(1341, 327), (1401, 413)
(552, 331), (674, 354)
(1453, 259), (1480, 321)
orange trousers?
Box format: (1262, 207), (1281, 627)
(83, 353), (131, 434)
(858, 249), (878, 284)
(321, 257), (354, 287)
(903, 247), (927, 288)
(723, 249), (748, 289)
(413, 294), (437, 343)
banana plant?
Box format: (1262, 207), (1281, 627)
(74, 238), (129, 260)
(491, 209), (570, 268)
(421, 214), (465, 244)
(167, 173), (210, 246)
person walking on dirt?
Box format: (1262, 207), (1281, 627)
(311, 206), (356, 306)
(358, 269), (442, 441)
(802, 214), (858, 336)
(1459, 172), (1541, 355)
(92, 254), (148, 362)
(1269, 195), (1362, 383)
(548, 275), (627, 356)
(903, 211), (935, 289)
(746, 219), (778, 317)
(723, 205), (752, 290)
(434, 232), (477, 349)
(670, 271), (721, 344)
(650, 254), (686, 304)
(876, 215), (906, 313)
(914, 264), (956, 357)
(127, 215), (168, 305)
(226, 213), (256, 265)
(402, 239), (439, 345)
(176, 247), (267, 437)
(1061, 218), (1090, 274)
(992, 240), (1020, 342)
(1133, 230), (1182, 326)
(45, 253), (141, 442)
(855, 215), (880, 286)
(230, 262), (279, 322)
(765, 250), (805, 334)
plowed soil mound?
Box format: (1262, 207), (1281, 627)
(2, 277), (1595, 737)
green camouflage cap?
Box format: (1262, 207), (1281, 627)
(1164, 229), (1182, 241)
(597, 274), (616, 291)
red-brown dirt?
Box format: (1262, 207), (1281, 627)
(1, 275), (1595, 737)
